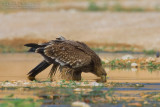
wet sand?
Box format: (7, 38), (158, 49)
(0, 53), (159, 83)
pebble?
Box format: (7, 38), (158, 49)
(144, 101), (149, 104)
(128, 103), (142, 107)
(74, 88), (92, 93)
(146, 57), (156, 63)
(102, 58), (110, 63)
(135, 84), (144, 87)
(122, 55), (134, 60)
(72, 101), (90, 107)
(74, 88), (81, 92)
(79, 82), (103, 87)
(131, 62), (138, 68)
(90, 82), (103, 86)
(23, 82), (30, 85)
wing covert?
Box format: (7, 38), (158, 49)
(44, 43), (91, 68)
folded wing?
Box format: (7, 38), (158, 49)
(44, 42), (92, 68)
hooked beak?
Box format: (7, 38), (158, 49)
(101, 75), (106, 82)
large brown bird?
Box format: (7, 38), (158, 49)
(25, 36), (107, 82)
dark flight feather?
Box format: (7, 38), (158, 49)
(24, 43), (40, 48)
(27, 60), (51, 78)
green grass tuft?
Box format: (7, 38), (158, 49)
(87, 1), (107, 11)
(143, 49), (156, 55)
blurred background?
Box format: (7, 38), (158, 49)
(0, 0), (160, 53)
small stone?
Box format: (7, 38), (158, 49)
(23, 82), (30, 85)
(102, 58), (110, 63)
(72, 101), (90, 107)
(144, 101), (149, 104)
(122, 55), (134, 60)
(74, 88), (81, 92)
(146, 57), (156, 63)
(128, 103), (142, 107)
(135, 83), (144, 87)
(90, 82), (103, 86)
(131, 63), (138, 68)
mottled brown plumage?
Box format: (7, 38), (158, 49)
(25, 36), (107, 82)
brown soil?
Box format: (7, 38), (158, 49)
(0, 11), (160, 50)
(0, 37), (143, 53)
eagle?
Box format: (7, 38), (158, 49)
(25, 36), (107, 82)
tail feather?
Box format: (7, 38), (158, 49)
(25, 43), (41, 52)
(28, 60), (51, 78)
(24, 43), (40, 48)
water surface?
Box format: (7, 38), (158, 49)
(0, 53), (159, 106)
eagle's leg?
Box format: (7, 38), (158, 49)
(60, 67), (82, 81)
(72, 71), (82, 81)
(49, 64), (59, 81)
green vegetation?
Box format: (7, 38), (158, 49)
(0, 45), (15, 53)
(0, 38), (46, 53)
(155, 5), (160, 11)
(0, 45), (28, 53)
(91, 47), (105, 52)
(0, 0), (159, 12)
(1, 43), (157, 56)
(0, 80), (115, 105)
(0, 98), (41, 107)
(143, 49), (156, 55)
(112, 3), (144, 12)
(0, 93), (41, 107)
(103, 58), (160, 71)
(0, 80), (160, 106)
(0, 38), (157, 55)
(54, 86), (109, 104)
(87, 1), (107, 11)
(147, 62), (160, 72)
(0, 45), (26, 53)
(105, 59), (131, 68)
(86, 1), (154, 12)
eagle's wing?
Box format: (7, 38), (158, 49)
(66, 40), (102, 66)
(43, 42), (91, 68)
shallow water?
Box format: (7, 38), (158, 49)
(0, 53), (159, 82)
(0, 53), (160, 106)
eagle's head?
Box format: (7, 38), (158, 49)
(94, 64), (107, 82)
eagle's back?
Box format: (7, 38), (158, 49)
(25, 37), (101, 69)
(42, 38), (93, 69)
